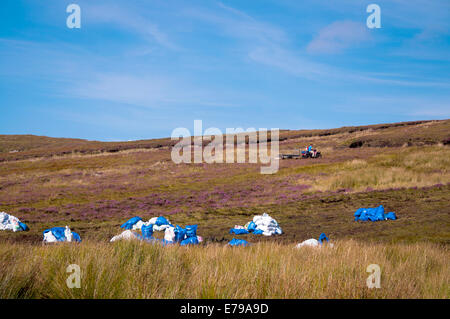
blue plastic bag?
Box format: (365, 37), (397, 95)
(43, 227), (82, 242)
(72, 232), (82, 242)
(318, 233), (329, 244)
(18, 222), (29, 231)
(354, 205), (396, 222)
(229, 228), (249, 235)
(174, 225), (186, 242)
(354, 208), (371, 221)
(180, 236), (199, 246)
(385, 212), (397, 220)
(185, 225), (198, 238)
(228, 238), (249, 247)
(121, 216), (142, 229)
(141, 224), (154, 239)
(252, 229), (263, 235)
(247, 221), (256, 232)
(155, 216), (170, 226)
(370, 205), (385, 221)
(43, 227), (66, 241)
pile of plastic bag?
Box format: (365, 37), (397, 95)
(43, 226), (81, 243)
(112, 216), (202, 246)
(0, 212), (29, 232)
(354, 205), (397, 222)
(229, 213), (282, 236)
(296, 233), (333, 248)
(121, 216), (174, 232)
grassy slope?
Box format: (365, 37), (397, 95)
(1, 119), (448, 161)
(0, 120), (449, 244)
(0, 119), (449, 299)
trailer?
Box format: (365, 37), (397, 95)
(280, 149), (322, 159)
(280, 153), (300, 159)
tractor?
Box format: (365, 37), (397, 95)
(301, 149), (322, 158)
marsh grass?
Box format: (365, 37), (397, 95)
(0, 240), (448, 299)
(305, 146), (450, 192)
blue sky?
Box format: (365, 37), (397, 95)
(0, 0), (449, 141)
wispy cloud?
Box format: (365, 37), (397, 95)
(184, 2), (287, 46)
(391, 28), (450, 61)
(1, 0), (449, 140)
(306, 20), (371, 54)
(0, 38), (240, 109)
(83, 3), (178, 50)
(247, 44), (450, 88)
(188, 3), (447, 88)
(68, 72), (242, 108)
(408, 108), (450, 118)
(340, 95), (450, 118)
(70, 74), (171, 107)
(248, 46), (331, 80)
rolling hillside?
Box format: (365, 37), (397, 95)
(0, 119), (449, 244)
(0, 119), (449, 299)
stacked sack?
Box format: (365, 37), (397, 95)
(146, 224), (201, 245)
(354, 205), (397, 222)
(251, 213), (282, 236)
(229, 213), (282, 236)
(43, 226), (81, 243)
(112, 216), (202, 245)
(131, 216), (174, 232)
(171, 224), (201, 245)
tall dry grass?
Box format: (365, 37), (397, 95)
(0, 240), (448, 299)
(308, 146), (450, 192)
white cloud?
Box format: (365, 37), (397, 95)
(307, 20), (370, 54)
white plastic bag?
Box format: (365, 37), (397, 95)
(164, 227), (175, 242)
(132, 220), (145, 230)
(64, 226), (73, 242)
(296, 239), (334, 248)
(252, 213), (282, 236)
(153, 224), (170, 232)
(0, 212), (21, 232)
(43, 231), (58, 243)
(110, 230), (139, 242)
(296, 239), (320, 248)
